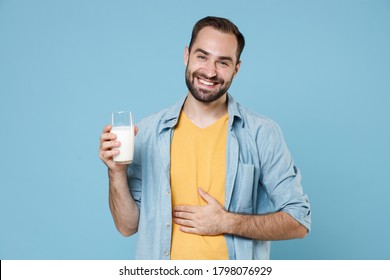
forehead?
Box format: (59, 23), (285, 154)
(191, 26), (238, 62)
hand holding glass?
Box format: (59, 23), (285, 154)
(110, 111), (134, 164)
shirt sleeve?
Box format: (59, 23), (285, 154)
(258, 122), (311, 231)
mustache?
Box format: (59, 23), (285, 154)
(193, 70), (224, 84)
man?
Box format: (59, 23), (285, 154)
(99, 16), (311, 260)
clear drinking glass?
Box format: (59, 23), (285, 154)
(110, 111), (134, 164)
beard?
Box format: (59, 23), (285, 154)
(185, 66), (234, 103)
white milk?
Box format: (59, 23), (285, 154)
(111, 125), (134, 164)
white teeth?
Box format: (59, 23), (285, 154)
(199, 79), (214, 86)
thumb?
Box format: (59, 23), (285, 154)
(198, 188), (218, 205)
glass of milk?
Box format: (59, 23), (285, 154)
(110, 111), (134, 164)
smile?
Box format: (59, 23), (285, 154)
(198, 78), (217, 86)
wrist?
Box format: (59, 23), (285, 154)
(221, 210), (236, 235)
(108, 166), (127, 180)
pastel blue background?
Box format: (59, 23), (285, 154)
(1, 0), (389, 260)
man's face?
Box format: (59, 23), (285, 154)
(185, 27), (241, 103)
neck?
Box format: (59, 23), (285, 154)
(183, 92), (228, 128)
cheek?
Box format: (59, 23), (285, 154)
(221, 69), (236, 80)
(189, 61), (203, 70)
(186, 61), (198, 73)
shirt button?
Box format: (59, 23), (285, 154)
(164, 251), (169, 257)
(166, 222), (170, 228)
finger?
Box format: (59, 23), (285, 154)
(102, 125), (112, 133)
(174, 205), (196, 213)
(100, 149), (119, 161)
(100, 132), (117, 144)
(134, 126), (139, 136)
(173, 217), (194, 227)
(173, 210), (194, 220)
(101, 140), (120, 151)
(178, 226), (201, 235)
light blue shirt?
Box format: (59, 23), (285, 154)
(127, 94), (311, 260)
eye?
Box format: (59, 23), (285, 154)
(219, 61), (230, 67)
(197, 55), (207, 61)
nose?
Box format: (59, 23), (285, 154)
(204, 60), (217, 78)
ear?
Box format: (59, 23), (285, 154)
(184, 47), (189, 66)
(233, 60), (241, 77)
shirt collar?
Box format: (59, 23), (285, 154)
(226, 93), (244, 129)
(158, 95), (186, 134)
(158, 93), (243, 133)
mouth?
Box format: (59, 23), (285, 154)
(196, 77), (220, 88)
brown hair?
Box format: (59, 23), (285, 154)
(189, 16), (245, 63)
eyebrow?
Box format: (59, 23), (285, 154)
(194, 48), (234, 63)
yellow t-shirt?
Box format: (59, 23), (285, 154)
(170, 111), (229, 260)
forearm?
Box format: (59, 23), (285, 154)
(223, 211), (308, 240)
(108, 169), (139, 237)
